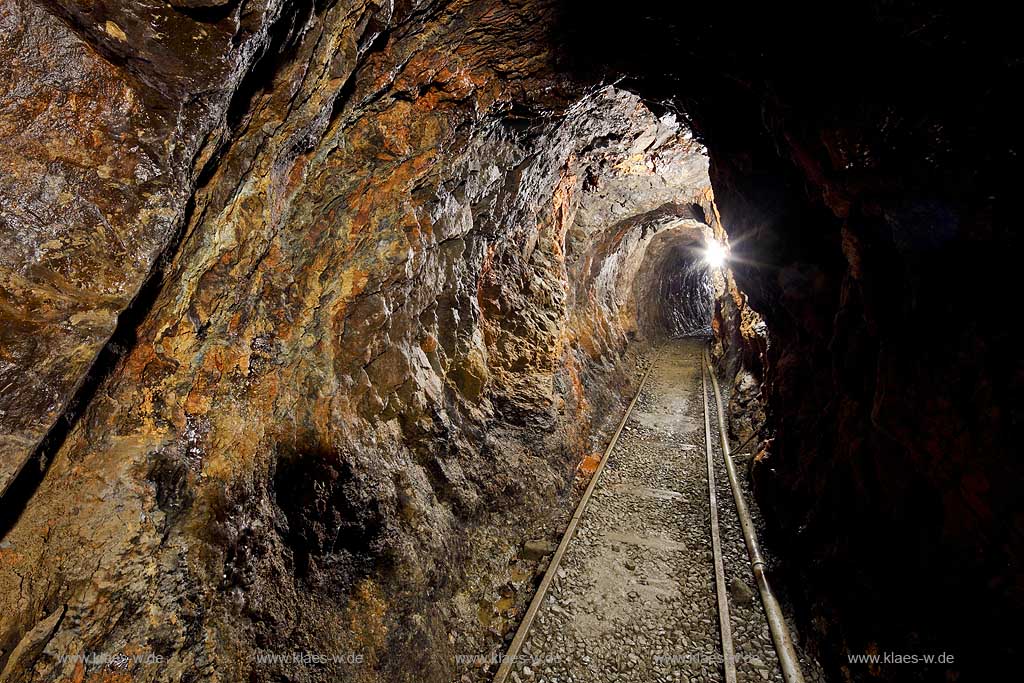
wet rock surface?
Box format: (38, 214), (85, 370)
(0, 2), (717, 679)
(0, 0), (298, 494)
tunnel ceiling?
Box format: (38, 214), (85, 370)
(0, 0), (1017, 682)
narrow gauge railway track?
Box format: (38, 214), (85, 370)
(492, 342), (807, 683)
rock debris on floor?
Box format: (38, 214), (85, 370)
(507, 338), (826, 683)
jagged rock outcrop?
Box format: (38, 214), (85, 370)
(0, 1), (715, 680)
(0, 0), (301, 495)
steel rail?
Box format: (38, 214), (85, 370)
(702, 357), (738, 683)
(492, 357), (657, 683)
(704, 348), (806, 683)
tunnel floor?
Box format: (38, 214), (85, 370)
(501, 339), (825, 682)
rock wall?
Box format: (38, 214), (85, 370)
(561, 2), (1022, 680)
(0, 0), (296, 495)
(0, 2), (715, 680)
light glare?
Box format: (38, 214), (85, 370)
(704, 240), (726, 268)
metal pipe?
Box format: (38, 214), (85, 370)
(702, 358), (738, 683)
(704, 347), (806, 683)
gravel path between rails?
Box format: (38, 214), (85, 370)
(505, 338), (827, 683)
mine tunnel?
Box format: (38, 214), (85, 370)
(633, 232), (717, 339)
(0, 2), (1018, 683)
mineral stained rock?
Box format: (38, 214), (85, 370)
(0, 1), (714, 681)
(0, 0), (297, 493)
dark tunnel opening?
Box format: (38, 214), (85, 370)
(632, 233), (715, 340)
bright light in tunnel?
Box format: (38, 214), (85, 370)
(703, 240), (727, 268)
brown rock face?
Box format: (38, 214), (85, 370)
(0, 0), (301, 493)
(0, 1), (716, 681)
